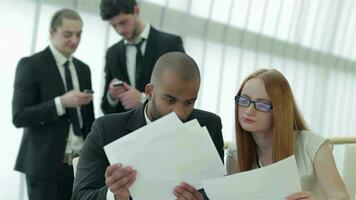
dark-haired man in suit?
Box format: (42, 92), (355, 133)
(12, 8), (95, 200)
(100, 0), (185, 115)
(72, 52), (224, 200)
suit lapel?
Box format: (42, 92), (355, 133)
(72, 59), (88, 116)
(142, 27), (158, 71)
(133, 27), (158, 90)
(73, 59), (85, 92)
(126, 103), (147, 132)
(118, 42), (131, 84)
(44, 47), (66, 94)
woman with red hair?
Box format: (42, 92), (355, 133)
(174, 69), (349, 200)
(226, 69), (349, 200)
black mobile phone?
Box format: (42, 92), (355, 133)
(83, 89), (94, 94)
(112, 80), (124, 87)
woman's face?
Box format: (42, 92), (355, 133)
(238, 78), (273, 134)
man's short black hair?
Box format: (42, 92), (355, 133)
(151, 52), (201, 86)
(100, 0), (137, 20)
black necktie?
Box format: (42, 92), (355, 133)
(132, 39), (145, 86)
(63, 61), (82, 136)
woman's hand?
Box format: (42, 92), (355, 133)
(285, 191), (314, 200)
(173, 182), (204, 200)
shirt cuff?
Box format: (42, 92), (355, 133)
(140, 92), (147, 103)
(107, 91), (119, 106)
(55, 96), (66, 116)
(106, 188), (116, 200)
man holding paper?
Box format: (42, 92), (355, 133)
(72, 52), (224, 200)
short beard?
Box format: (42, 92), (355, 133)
(130, 18), (141, 41)
(148, 96), (162, 122)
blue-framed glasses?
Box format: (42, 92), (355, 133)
(235, 95), (273, 112)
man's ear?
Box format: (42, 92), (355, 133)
(145, 83), (153, 100)
(133, 5), (140, 16)
(49, 28), (55, 39)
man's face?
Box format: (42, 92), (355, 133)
(50, 18), (82, 58)
(146, 71), (199, 122)
(109, 7), (140, 42)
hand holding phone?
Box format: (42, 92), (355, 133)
(109, 80), (127, 101)
(83, 89), (94, 94)
(112, 80), (124, 87)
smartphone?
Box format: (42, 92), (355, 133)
(83, 89), (94, 94)
(112, 80), (124, 87)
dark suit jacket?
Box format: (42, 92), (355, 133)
(72, 103), (224, 200)
(101, 26), (185, 114)
(12, 47), (95, 178)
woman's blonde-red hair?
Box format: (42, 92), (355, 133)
(235, 69), (308, 172)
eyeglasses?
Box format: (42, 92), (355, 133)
(235, 95), (273, 112)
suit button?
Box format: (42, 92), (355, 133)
(40, 121), (44, 125)
(67, 119), (71, 123)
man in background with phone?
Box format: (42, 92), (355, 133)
(100, 0), (185, 115)
(12, 9), (95, 200)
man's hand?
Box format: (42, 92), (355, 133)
(108, 79), (127, 101)
(118, 83), (141, 109)
(285, 191), (314, 200)
(105, 164), (137, 200)
(60, 90), (93, 108)
(174, 182), (204, 200)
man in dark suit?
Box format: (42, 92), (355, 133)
(12, 9), (95, 200)
(99, 0), (185, 115)
(72, 52), (224, 200)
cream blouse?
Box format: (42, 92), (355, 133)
(226, 130), (326, 199)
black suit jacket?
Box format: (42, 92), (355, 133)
(101, 26), (185, 114)
(12, 47), (95, 178)
(72, 103), (224, 200)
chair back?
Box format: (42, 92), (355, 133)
(72, 157), (79, 177)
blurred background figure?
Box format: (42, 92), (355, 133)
(99, 0), (185, 114)
(12, 8), (94, 200)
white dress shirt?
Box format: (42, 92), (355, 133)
(124, 23), (150, 87)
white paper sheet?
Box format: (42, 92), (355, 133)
(112, 112), (183, 144)
(202, 156), (301, 200)
(104, 112), (182, 165)
(104, 113), (225, 200)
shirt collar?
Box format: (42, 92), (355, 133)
(49, 44), (73, 66)
(143, 103), (152, 124)
(124, 23), (150, 45)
